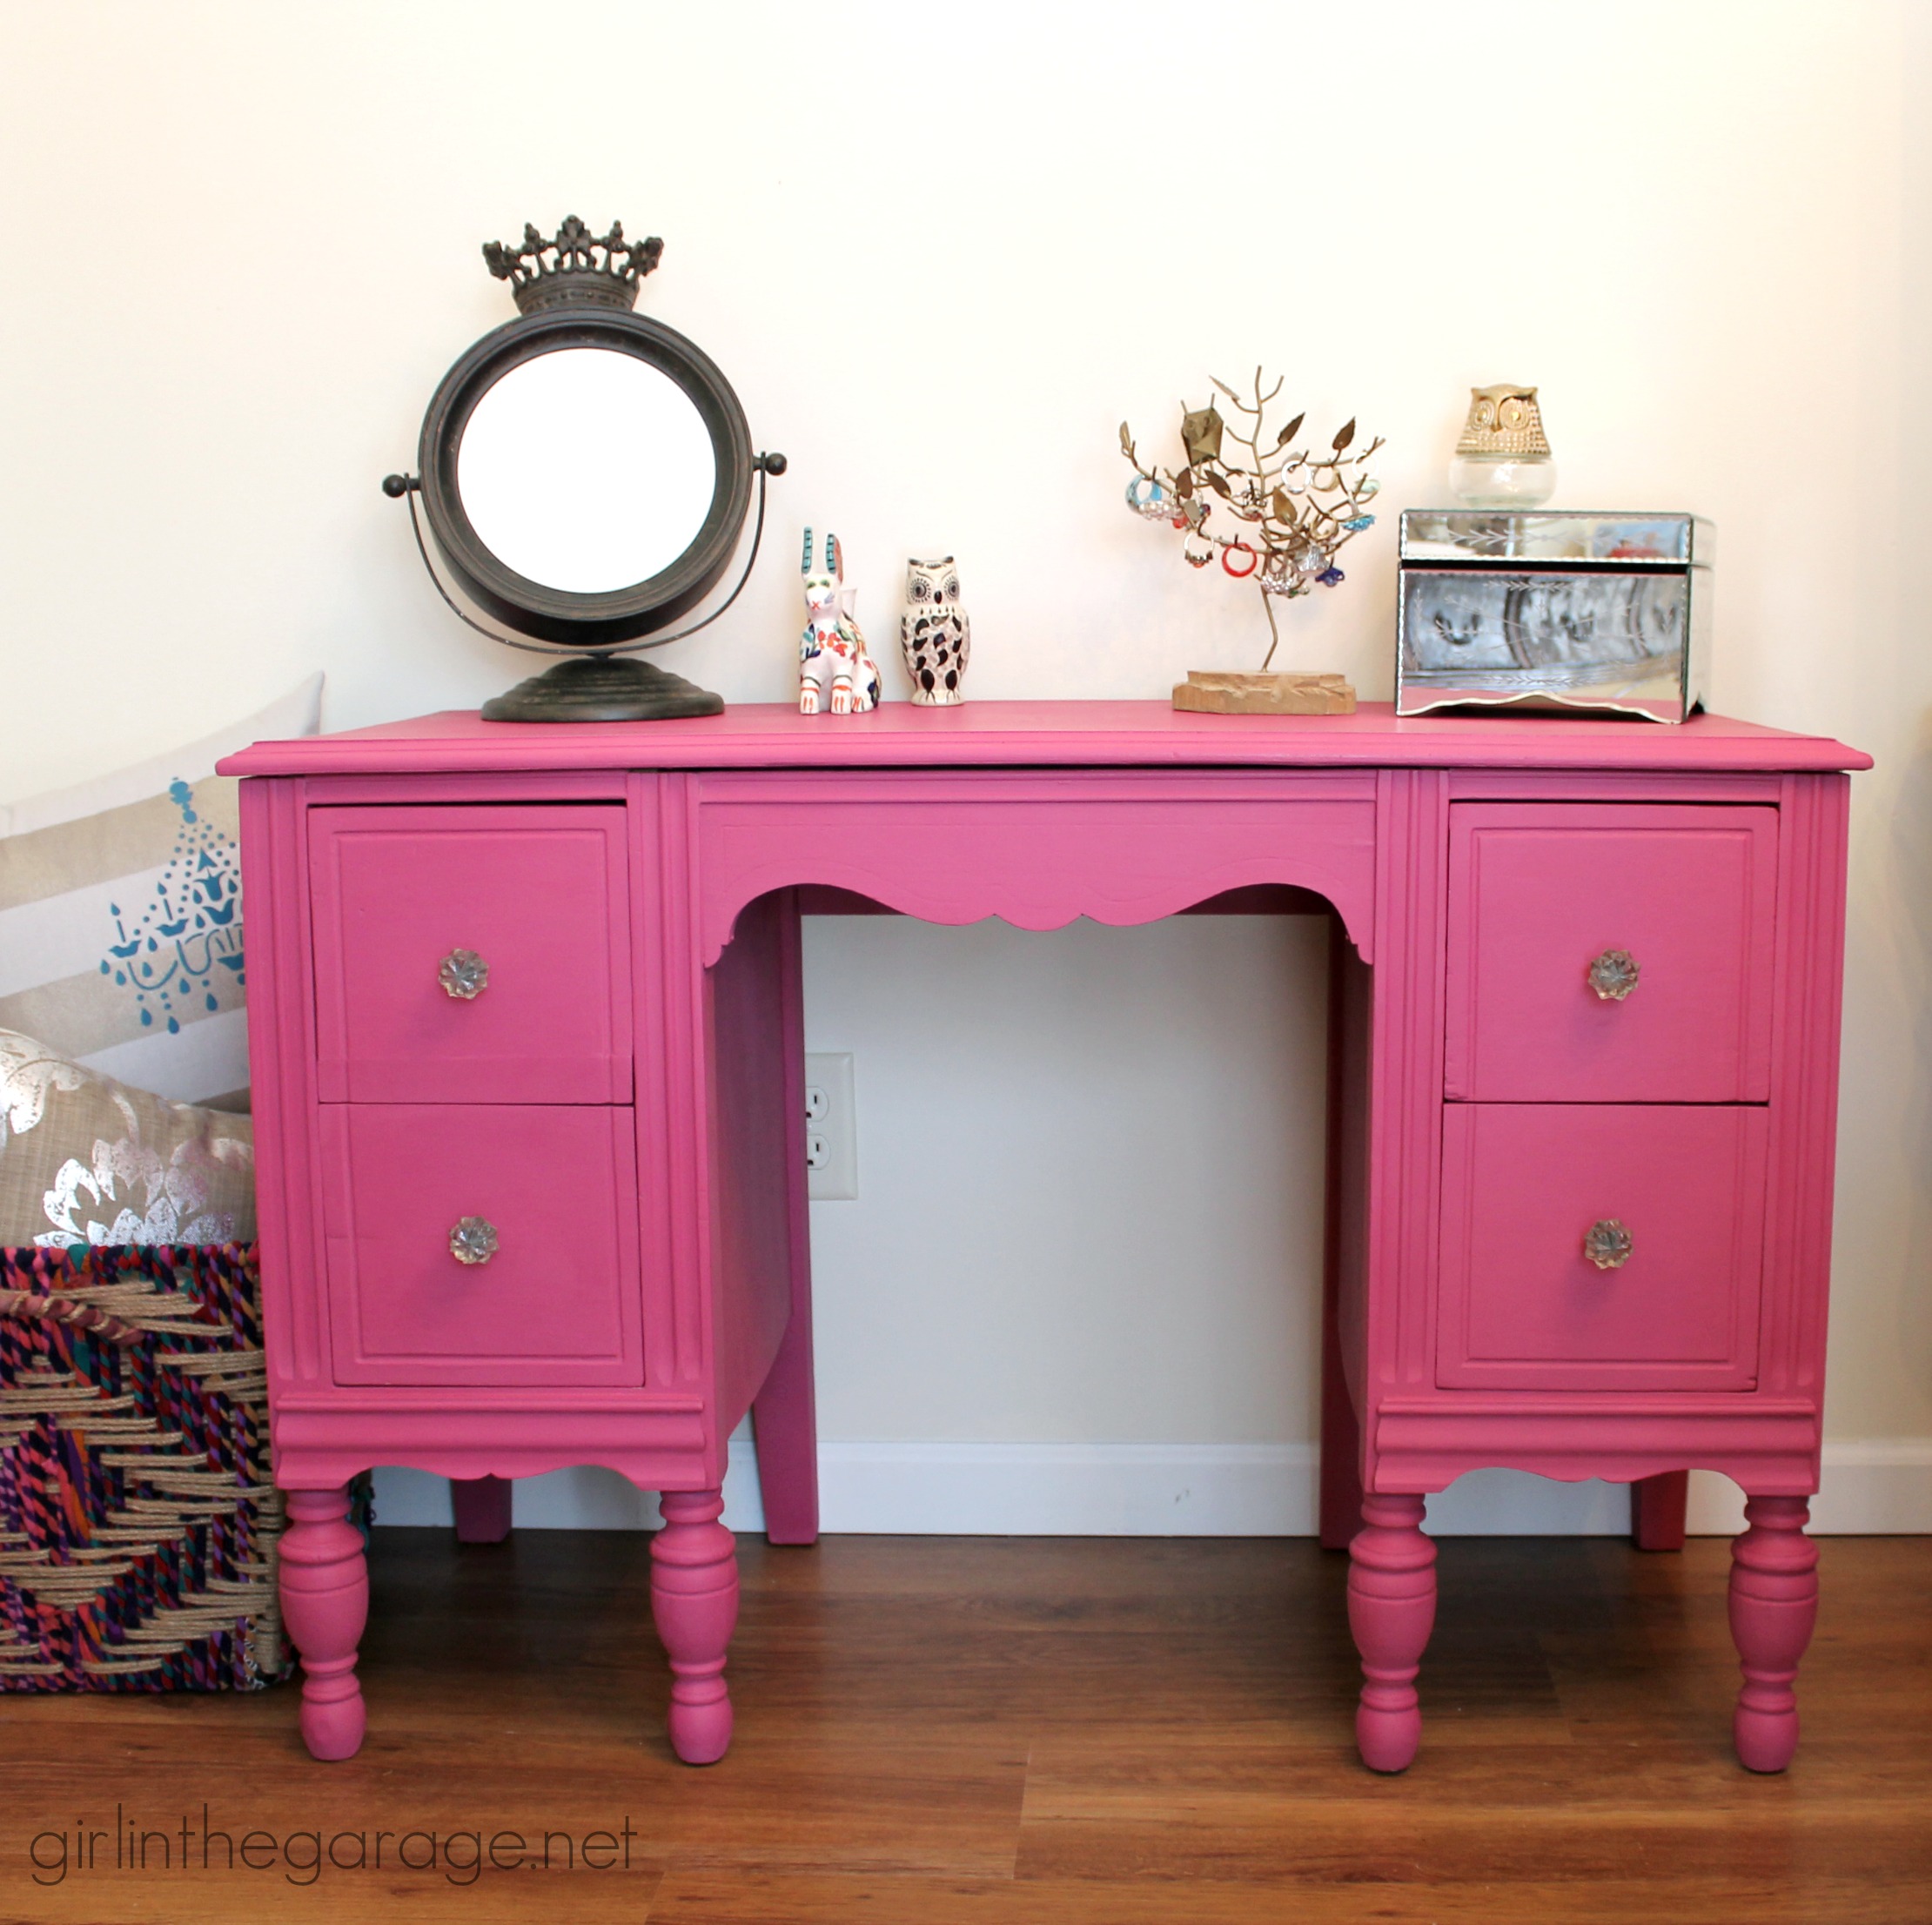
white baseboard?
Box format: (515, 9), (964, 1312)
(371, 1437), (1932, 1536)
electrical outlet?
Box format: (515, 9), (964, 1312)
(803, 1052), (857, 1200)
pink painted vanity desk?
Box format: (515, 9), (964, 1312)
(222, 700), (1868, 1774)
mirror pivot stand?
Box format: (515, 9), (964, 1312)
(480, 655), (725, 722)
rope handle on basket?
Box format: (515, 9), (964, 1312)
(0, 1291), (144, 1347)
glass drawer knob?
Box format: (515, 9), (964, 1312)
(1584, 1218), (1633, 1270)
(439, 949), (489, 999)
(449, 1216), (499, 1265)
(1587, 949), (1640, 1001)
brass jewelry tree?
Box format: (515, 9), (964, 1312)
(1121, 369), (1383, 714)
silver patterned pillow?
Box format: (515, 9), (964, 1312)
(0, 1028), (254, 1247)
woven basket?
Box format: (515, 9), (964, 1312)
(0, 1243), (290, 1690)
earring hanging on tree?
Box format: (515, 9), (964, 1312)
(1120, 367), (1384, 714)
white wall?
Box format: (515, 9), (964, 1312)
(802, 916), (1326, 1445)
(4, 1), (1929, 1532)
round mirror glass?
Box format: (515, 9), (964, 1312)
(456, 346), (718, 593)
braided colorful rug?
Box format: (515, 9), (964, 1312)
(0, 1243), (290, 1690)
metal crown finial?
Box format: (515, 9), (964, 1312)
(480, 216), (663, 315)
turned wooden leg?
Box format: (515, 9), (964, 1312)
(1347, 1492), (1435, 1773)
(1631, 1470), (1690, 1551)
(451, 1474), (513, 1544)
(279, 1486), (368, 1761)
(651, 1488), (739, 1765)
(1729, 1494), (1818, 1772)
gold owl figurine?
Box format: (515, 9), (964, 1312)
(900, 556), (970, 706)
(1449, 383), (1555, 507)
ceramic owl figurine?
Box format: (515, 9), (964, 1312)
(900, 555), (970, 706)
(798, 528), (881, 715)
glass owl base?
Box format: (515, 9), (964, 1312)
(480, 654), (726, 723)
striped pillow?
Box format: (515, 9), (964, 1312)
(0, 678), (321, 1109)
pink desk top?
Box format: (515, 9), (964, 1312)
(219, 701), (1870, 780)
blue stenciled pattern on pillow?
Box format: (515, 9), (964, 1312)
(97, 780), (245, 1036)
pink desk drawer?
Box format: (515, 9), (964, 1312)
(1437, 1103), (1767, 1392)
(320, 1104), (643, 1386)
(1445, 802), (1777, 1103)
(309, 804), (632, 1104)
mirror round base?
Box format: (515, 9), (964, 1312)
(480, 654), (725, 722)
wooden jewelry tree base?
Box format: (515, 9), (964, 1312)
(1172, 671), (1357, 715)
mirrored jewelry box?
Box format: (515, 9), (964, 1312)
(1395, 511), (1713, 723)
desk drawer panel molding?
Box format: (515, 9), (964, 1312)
(308, 803), (633, 1105)
(1444, 802), (1778, 1103)
(319, 1103), (644, 1387)
(1437, 1102), (1768, 1392)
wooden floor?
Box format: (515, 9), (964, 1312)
(0, 1530), (1926, 1922)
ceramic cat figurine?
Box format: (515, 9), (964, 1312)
(798, 528), (881, 715)
(900, 555), (969, 705)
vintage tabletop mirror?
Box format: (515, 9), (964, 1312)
(385, 217), (785, 720)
